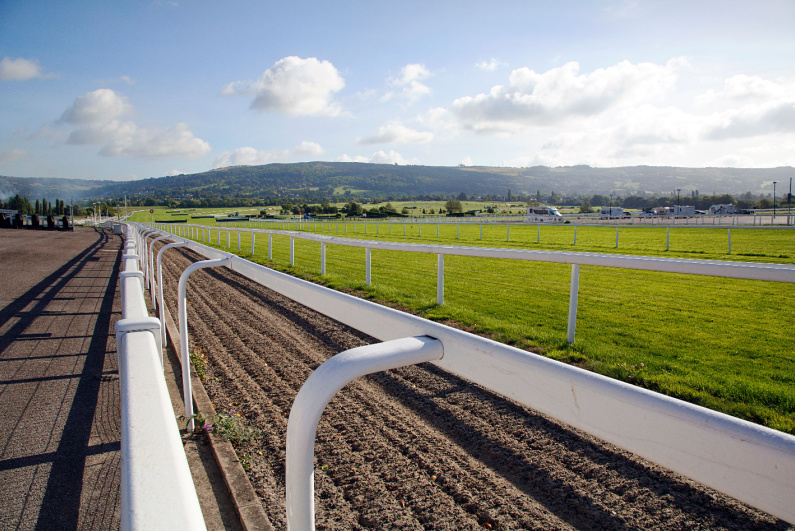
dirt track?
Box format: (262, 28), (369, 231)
(159, 244), (789, 530)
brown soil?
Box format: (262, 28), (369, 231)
(158, 244), (790, 531)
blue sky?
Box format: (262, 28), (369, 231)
(1, 0), (794, 181)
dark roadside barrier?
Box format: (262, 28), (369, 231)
(47, 215), (55, 230)
(14, 213), (24, 229)
(62, 215), (70, 230)
(0, 213), (9, 228)
(32, 215), (42, 229)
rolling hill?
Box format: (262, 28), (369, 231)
(2, 162), (791, 204)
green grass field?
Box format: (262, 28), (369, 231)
(134, 210), (795, 434)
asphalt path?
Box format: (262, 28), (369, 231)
(0, 228), (122, 530)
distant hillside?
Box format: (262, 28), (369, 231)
(2, 163), (791, 203)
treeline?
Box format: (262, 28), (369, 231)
(117, 189), (788, 212)
(0, 194), (71, 216)
(0, 194), (97, 217)
(595, 192), (790, 211)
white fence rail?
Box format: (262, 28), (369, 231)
(153, 223), (795, 345)
(117, 224), (205, 530)
(136, 222), (795, 526)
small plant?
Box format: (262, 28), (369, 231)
(211, 409), (262, 448)
(178, 410), (206, 432)
(190, 347), (208, 380)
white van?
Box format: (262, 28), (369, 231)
(526, 206), (564, 222)
(599, 207), (624, 219)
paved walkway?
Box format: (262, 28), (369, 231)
(0, 228), (122, 530)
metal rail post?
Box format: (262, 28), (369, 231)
(567, 264), (580, 343)
(286, 336), (443, 531)
(157, 241), (187, 353)
(437, 254), (444, 305)
(139, 229), (160, 276)
(148, 235), (170, 307)
(142, 229), (162, 276)
(177, 257), (231, 431)
(366, 248), (371, 286)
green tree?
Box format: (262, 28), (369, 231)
(346, 202), (363, 216)
(579, 201), (594, 214)
(755, 198), (773, 209)
(444, 199), (463, 213)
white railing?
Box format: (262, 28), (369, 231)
(153, 223), (795, 345)
(116, 224), (205, 531)
(136, 223), (795, 526)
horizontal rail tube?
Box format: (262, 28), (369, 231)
(120, 224), (205, 530)
(154, 223), (795, 283)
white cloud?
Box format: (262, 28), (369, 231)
(213, 141), (325, 167)
(371, 150), (418, 165)
(221, 56), (345, 116)
(335, 154), (370, 163)
(0, 57), (51, 81)
(476, 58), (506, 71)
(704, 100), (795, 140)
(294, 141), (324, 155)
(706, 141), (795, 168)
(58, 89), (210, 159)
(357, 123), (433, 145)
(696, 74), (793, 106)
(100, 122), (211, 158)
(460, 156), (474, 166)
(60, 89), (132, 124)
(0, 149), (26, 164)
(447, 58), (684, 134)
(706, 153), (756, 168)
(213, 147), (290, 167)
(383, 63), (431, 104)
(335, 150), (419, 165)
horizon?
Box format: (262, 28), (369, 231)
(1, 1), (794, 181)
(2, 160), (795, 185)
